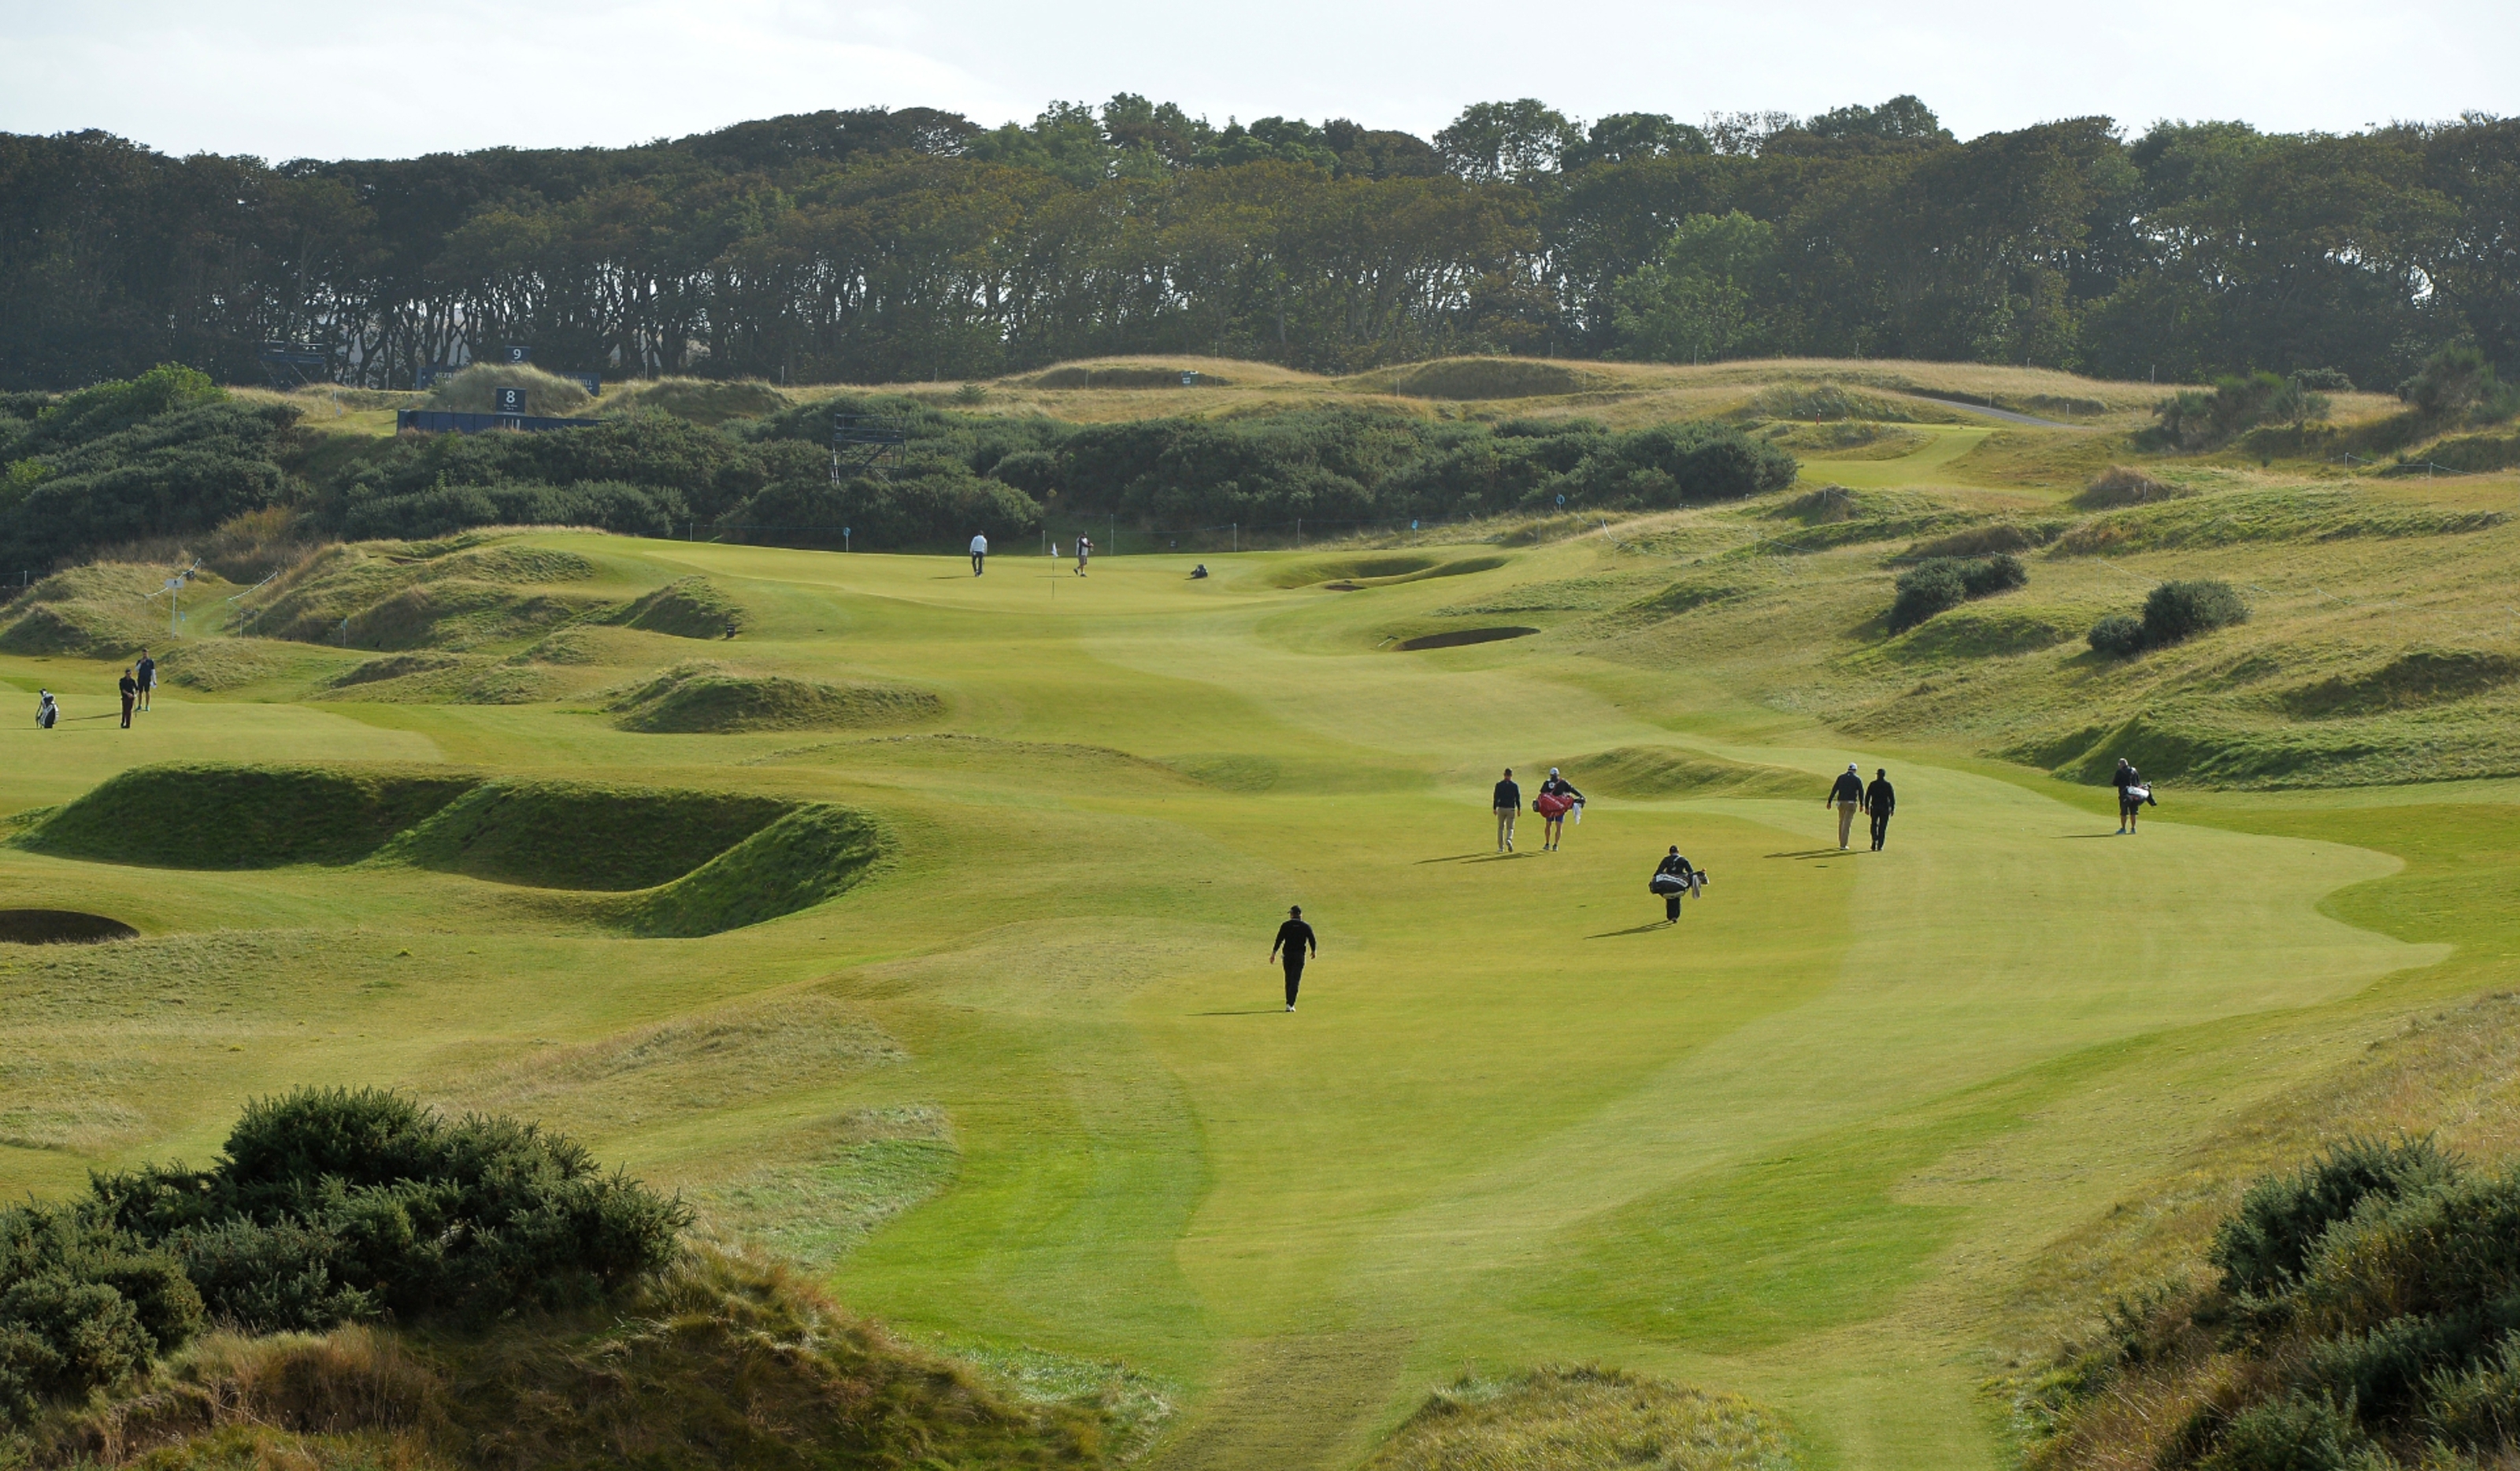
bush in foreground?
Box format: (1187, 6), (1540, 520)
(2, 1088), (687, 1425)
(16, 1247), (1121, 1468)
(2018, 1137), (2520, 1471)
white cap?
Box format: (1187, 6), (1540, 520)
(1548, 767), (1560, 776)
(1848, 762), (1859, 771)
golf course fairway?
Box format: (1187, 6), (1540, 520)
(0, 527), (2486, 1470)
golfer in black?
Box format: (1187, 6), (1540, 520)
(117, 668), (137, 728)
(1655, 847), (1695, 924)
(1864, 769), (1896, 851)
(1269, 906), (1317, 1012)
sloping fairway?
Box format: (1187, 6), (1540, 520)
(0, 518), (2502, 1470)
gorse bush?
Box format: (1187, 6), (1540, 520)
(2154, 372), (2330, 450)
(2142, 579), (2249, 646)
(0, 1088), (687, 1424)
(2087, 613), (2145, 658)
(91, 1088), (689, 1334)
(0, 1204), (202, 1421)
(1886, 553), (2025, 632)
(2025, 1138), (2520, 1469)
(2086, 580), (2249, 658)
(2211, 1137), (2455, 1305)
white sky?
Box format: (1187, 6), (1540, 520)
(2, 0), (2510, 161)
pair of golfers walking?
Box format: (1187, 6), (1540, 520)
(1824, 764), (1898, 851)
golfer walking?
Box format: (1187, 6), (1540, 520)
(969, 533), (988, 576)
(135, 649), (156, 711)
(1492, 768), (1522, 852)
(1864, 768), (1896, 851)
(2113, 758), (2148, 834)
(1269, 906), (1317, 1012)
(1536, 768), (1583, 851)
(1074, 535), (1092, 576)
(1653, 846), (1696, 924)
(1825, 763), (1865, 849)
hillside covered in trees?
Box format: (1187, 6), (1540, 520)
(5, 95), (2516, 394)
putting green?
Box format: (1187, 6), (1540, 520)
(0, 533), (2460, 1469)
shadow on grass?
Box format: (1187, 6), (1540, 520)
(1414, 852), (1496, 865)
(1587, 921), (1675, 939)
(2059, 832), (2127, 839)
(1191, 1008), (1288, 1017)
(1766, 848), (1849, 860)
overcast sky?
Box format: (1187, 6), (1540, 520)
(2, 0), (2511, 161)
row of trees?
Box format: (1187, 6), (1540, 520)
(3, 96), (2515, 391)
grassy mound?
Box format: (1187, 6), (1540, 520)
(1751, 382), (1914, 422)
(24, 1249), (1111, 1470)
(1883, 604), (2081, 661)
(1558, 747), (1812, 799)
(609, 663), (941, 734)
(379, 780), (793, 891)
(0, 562), (228, 657)
(2070, 464), (2190, 509)
(1755, 487), (1981, 553)
(1362, 1366), (1797, 1471)
(315, 650), (561, 706)
(610, 804), (885, 937)
(254, 536), (613, 654)
(2050, 487), (2505, 556)
(607, 576), (744, 639)
(1027, 363), (1232, 388)
(1389, 358), (1595, 399)
(342, 580), (598, 652)
(20, 763), (481, 869)
(154, 639), (302, 691)
(1894, 522), (2062, 561)
(2278, 647), (2520, 716)
(595, 376), (789, 424)
(421, 362), (594, 417)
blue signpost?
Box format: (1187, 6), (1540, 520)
(503, 345), (532, 364)
(494, 387), (526, 417)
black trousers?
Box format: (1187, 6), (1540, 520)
(1870, 811), (1891, 850)
(120, 695), (133, 728)
(1283, 959), (1305, 1006)
(1665, 894), (1681, 922)
(972, 552), (984, 575)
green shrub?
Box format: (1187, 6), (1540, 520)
(2087, 613), (2146, 657)
(0, 1202), (202, 1423)
(2199, 1395), (2385, 1471)
(1962, 553), (2027, 596)
(2211, 1137), (2454, 1302)
(2154, 372), (2329, 450)
(2141, 580), (2250, 647)
(1888, 554), (2025, 632)
(1888, 561), (1967, 632)
(89, 1088), (690, 1332)
(2401, 342), (2500, 419)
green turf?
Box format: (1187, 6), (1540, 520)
(0, 494), (2508, 1469)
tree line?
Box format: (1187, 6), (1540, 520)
(2, 94), (2514, 394)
